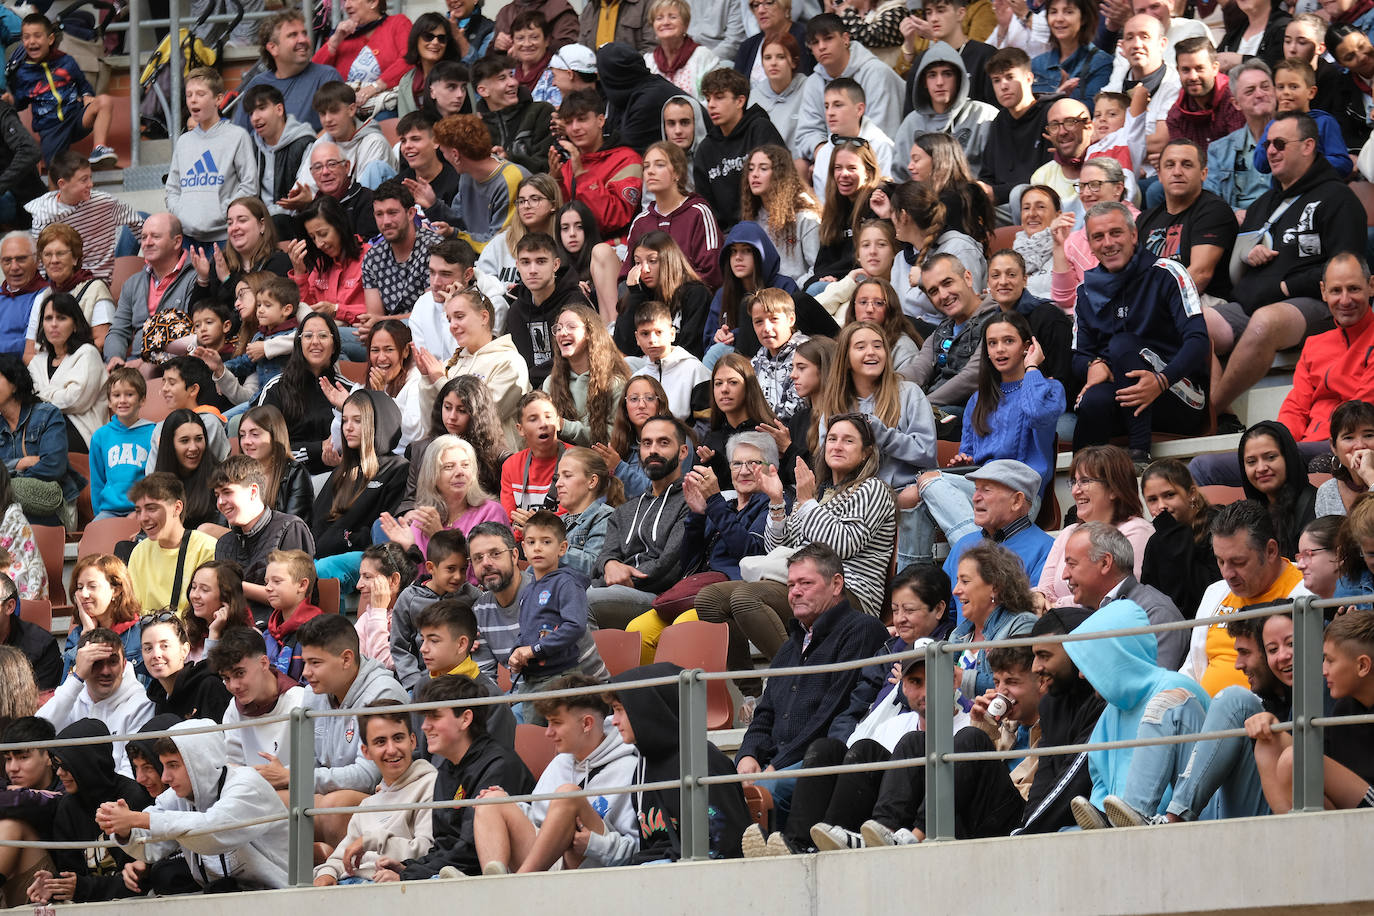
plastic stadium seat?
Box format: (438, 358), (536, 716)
(992, 224), (1021, 253)
(514, 723), (558, 780)
(20, 598), (51, 632)
(139, 396), (173, 423)
(315, 578), (341, 616)
(592, 628), (642, 677)
(76, 515), (140, 560)
(31, 524), (68, 609)
(1200, 485), (1246, 508)
(338, 361), (368, 385)
(655, 620), (733, 730)
(109, 255), (145, 303)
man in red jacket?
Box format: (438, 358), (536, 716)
(1166, 37), (1243, 155)
(548, 89), (643, 245)
(1191, 252), (1374, 484)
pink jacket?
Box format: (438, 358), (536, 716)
(313, 14), (413, 87)
(291, 245), (369, 326)
(355, 603), (395, 670)
(413, 499), (511, 563)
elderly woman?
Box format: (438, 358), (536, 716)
(695, 413), (897, 685)
(951, 542), (1038, 696)
(626, 430), (782, 664)
(35, 223), (112, 353)
(643, 0), (726, 97)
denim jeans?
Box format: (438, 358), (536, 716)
(1115, 687), (1208, 815)
(1167, 685), (1270, 821)
(902, 472), (1040, 570)
(338, 325), (367, 362)
(316, 551), (363, 593)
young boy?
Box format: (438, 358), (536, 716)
(499, 390), (565, 525)
(376, 676), (533, 880)
(391, 529), (481, 691)
(24, 149), (142, 280)
(97, 721), (291, 892)
(693, 68), (785, 230)
(299, 82), (398, 192)
(210, 456), (315, 625)
(242, 83), (316, 218)
(207, 626), (306, 776)
(261, 548), (323, 681)
(509, 511), (590, 719)
(1255, 59), (1354, 179)
(507, 232), (591, 386)
(224, 275), (299, 388)
(473, 673), (640, 875)
(1086, 85), (1150, 177)
(809, 78), (894, 200)
(548, 89), (643, 244)
(0, 716), (62, 905)
(88, 367), (155, 519)
(9, 13), (118, 166)
(414, 597), (515, 748)
(144, 356), (230, 472)
(125, 473), (219, 614)
(164, 67), (259, 248)
(427, 60), (472, 120)
(313, 702), (438, 886)
(631, 301), (708, 421)
(748, 288), (809, 422)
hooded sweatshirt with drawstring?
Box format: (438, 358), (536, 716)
(116, 720), (290, 891)
(253, 115), (316, 217)
(304, 655), (410, 794)
(1064, 601), (1210, 811)
(891, 42), (998, 180)
(591, 482), (689, 596)
(610, 663), (749, 863)
(48, 719), (150, 902)
(525, 720), (641, 866)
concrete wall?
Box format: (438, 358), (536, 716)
(63, 810), (1374, 915)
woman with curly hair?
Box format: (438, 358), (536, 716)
(543, 304), (631, 446)
(951, 542), (1038, 696)
(405, 374), (508, 505)
(741, 144), (821, 283)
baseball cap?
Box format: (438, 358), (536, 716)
(965, 459), (1040, 501)
(900, 637), (937, 677)
(550, 43), (597, 75)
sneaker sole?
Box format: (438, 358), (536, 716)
(860, 822), (893, 848)
(741, 824), (769, 859)
(1103, 797), (1148, 829)
(482, 861), (509, 876)
(809, 825), (857, 852)
(1071, 796), (1109, 830)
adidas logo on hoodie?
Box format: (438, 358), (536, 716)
(181, 151), (224, 188)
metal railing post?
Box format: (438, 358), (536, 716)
(1291, 594), (1325, 812)
(169, 1), (183, 142)
(924, 640), (956, 841)
(677, 668), (709, 861)
(303, 0), (315, 49)
(128, 1), (141, 168)
(286, 706), (315, 886)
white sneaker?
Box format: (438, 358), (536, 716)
(482, 861), (509, 876)
(860, 819), (920, 847)
(1103, 795), (1168, 828)
(741, 822), (771, 858)
(437, 865), (465, 879)
(1071, 796), (1110, 830)
(810, 823), (864, 851)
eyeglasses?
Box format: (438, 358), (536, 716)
(421, 31), (449, 44)
(627, 394), (660, 405)
(308, 158), (347, 173)
(551, 322), (584, 334)
(516, 195), (547, 207)
(749, 0), (779, 9)
(470, 548), (515, 564)
(1068, 476), (1104, 489)
(1072, 179), (1119, 192)
(1295, 547), (1332, 562)
(1046, 116), (1089, 132)
(729, 459), (767, 471)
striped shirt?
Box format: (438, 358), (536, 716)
(766, 476), (897, 617)
(26, 191), (143, 281)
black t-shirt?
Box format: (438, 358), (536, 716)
(1325, 694), (1374, 786)
(1136, 189), (1238, 300)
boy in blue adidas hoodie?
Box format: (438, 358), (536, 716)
(508, 511), (589, 721)
(87, 367), (155, 519)
(164, 67), (258, 248)
(9, 13), (118, 165)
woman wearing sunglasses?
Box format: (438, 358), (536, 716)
(397, 14), (460, 117)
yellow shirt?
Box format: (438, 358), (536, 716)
(596, 0), (621, 48)
(127, 529), (219, 614)
(1203, 563), (1306, 696)
(447, 656), (481, 680)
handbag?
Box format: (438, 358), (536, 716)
(141, 309), (192, 363)
(653, 570), (728, 621)
(739, 545), (799, 584)
(847, 682), (906, 746)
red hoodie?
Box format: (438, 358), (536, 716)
(556, 145), (643, 245)
(1278, 308), (1374, 442)
(1166, 73), (1246, 153)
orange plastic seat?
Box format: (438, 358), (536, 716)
(514, 723), (558, 780)
(592, 628), (642, 677)
(656, 620), (733, 730)
(75, 515), (139, 560)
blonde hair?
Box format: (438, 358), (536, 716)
(328, 391), (382, 520)
(647, 0), (692, 27)
(816, 321), (903, 428)
(266, 549), (317, 587)
(747, 287), (796, 320)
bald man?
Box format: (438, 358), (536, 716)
(1029, 98), (1095, 201)
(276, 141), (378, 241)
(104, 213), (198, 368)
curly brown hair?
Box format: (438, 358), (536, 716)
(739, 144), (819, 256)
(546, 303), (631, 444)
(435, 114), (493, 160)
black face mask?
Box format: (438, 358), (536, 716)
(643, 450), (681, 481)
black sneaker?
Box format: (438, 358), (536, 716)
(1217, 413), (1245, 434)
(1128, 449), (1152, 474)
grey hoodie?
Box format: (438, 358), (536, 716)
(592, 481), (689, 594)
(165, 119), (260, 240)
(661, 93), (708, 159)
(793, 42), (905, 161)
(306, 656), (409, 794)
(891, 42), (998, 180)
(119, 720), (290, 891)
(253, 115), (316, 216)
(297, 122), (399, 191)
(529, 723), (641, 866)
(751, 73), (808, 153)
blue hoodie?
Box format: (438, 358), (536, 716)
(703, 222), (837, 357)
(517, 565), (590, 676)
(1064, 601), (1210, 808)
(88, 416), (155, 516)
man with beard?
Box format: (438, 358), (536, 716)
(587, 416), (690, 630)
(469, 522), (607, 681)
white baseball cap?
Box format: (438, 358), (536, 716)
(550, 43), (597, 75)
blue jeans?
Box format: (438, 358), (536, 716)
(764, 761), (805, 830)
(1114, 687), (1208, 815)
(1167, 686), (1270, 821)
(316, 551), (363, 593)
(338, 325), (367, 362)
(904, 472), (1040, 570)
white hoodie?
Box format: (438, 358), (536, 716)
(315, 757), (438, 882)
(632, 346), (709, 421)
(221, 683), (307, 767)
(38, 661), (154, 779)
(119, 721), (290, 891)
(527, 722), (641, 867)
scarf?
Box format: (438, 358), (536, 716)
(1053, 148), (1086, 170)
(515, 52), (552, 92)
(653, 37), (700, 81)
(1334, 0), (1374, 24)
(51, 268), (96, 294)
(266, 599), (323, 644)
